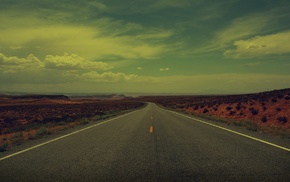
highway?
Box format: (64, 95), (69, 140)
(0, 103), (289, 181)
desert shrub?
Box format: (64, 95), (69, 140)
(277, 94), (284, 99)
(285, 96), (290, 100)
(58, 121), (67, 126)
(277, 116), (287, 123)
(194, 105), (199, 110)
(200, 105), (205, 108)
(249, 107), (258, 115)
(11, 132), (24, 145)
(27, 133), (36, 140)
(276, 108), (282, 112)
(226, 106), (232, 111)
(229, 111), (236, 116)
(235, 105), (241, 110)
(244, 120), (259, 132)
(36, 127), (50, 136)
(263, 106), (267, 111)
(261, 116), (267, 123)
(0, 143), (8, 152)
(233, 121), (243, 126)
(271, 98), (277, 102)
(80, 118), (89, 125)
(66, 118), (74, 122)
(203, 109), (209, 113)
(213, 107), (218, 111)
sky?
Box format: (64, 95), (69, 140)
(0, 0), (290, 95)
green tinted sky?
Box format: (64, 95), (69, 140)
(1, 0), (290, 94)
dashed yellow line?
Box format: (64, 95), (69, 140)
(150, 126), (154, 133)
(162, 108), (290, 152)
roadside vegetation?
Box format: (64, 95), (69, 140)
(140, 88), (290, 138)
(0, 98), (145, 152)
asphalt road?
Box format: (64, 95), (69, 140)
(0, 103), (289, 181)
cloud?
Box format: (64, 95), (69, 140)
(80, 71), (153, 82)
(0, 52), (111, 73)
(137, 67), (143, 70)
(0, 12), (173, 61)
(106, 0), (191, 14)
(194, 7), (290, 54)
(224, 31), (290, 58)
(44, 53), (110, 70)
(160, 68), (170, 71)
(0, 53), (42, 72)
(87, 1), (108, 12)
(152, 0), (192, 9)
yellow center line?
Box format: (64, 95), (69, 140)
(150, 126), (154, 133)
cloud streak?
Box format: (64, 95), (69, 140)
(0, 52), (111, 72)
(80, 71), (153, 82)
(224, 31), (290, 58)
(160, 68), (170, 71)
(44, 53), (110, 70)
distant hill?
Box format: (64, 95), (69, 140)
(69, 94), (128, 100)
(4, 94), (70, 100)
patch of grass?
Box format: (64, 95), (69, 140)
(36, 127), (50, 136)
(233, 121), (243, 126)
(11, 132), (24, 145)
(243, 120), (259, 132)
(27, 133), (36, 140)
(58, 121), (67, 126)
(80, 118), (89, 125)
(0, 143), (8, 152)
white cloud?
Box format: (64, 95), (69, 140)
(80, 71), (153, 82)
(44, 53), (110, 70)
(224, 31), (290, 58)
(160, 68), (170, 71)
(0, 52), (112, 73)
(137, 67), (143, 70)
(194, 8), (290, 54)
(0, 53), (42, 72)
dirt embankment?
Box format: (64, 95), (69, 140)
(139, 89), (290, 136)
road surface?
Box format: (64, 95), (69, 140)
(0, 103), (289, 181)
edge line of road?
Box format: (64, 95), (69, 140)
(160, 106), (290, 152)
(0, 108), (143, 161)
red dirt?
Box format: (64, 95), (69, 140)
(139, 88), (290, 133)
